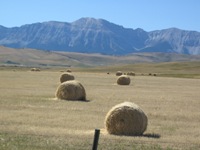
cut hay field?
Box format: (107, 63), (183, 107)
(0, 69), (200, 150)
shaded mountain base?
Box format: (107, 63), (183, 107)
(0, 46), (200, 68)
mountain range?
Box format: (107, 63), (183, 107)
(0, 17), (200, 55)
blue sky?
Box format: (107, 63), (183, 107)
(1, 0), (200, 31)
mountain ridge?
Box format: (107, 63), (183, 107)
(0, 17), (200, 55)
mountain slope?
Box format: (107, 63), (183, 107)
(1, 46), (200, 67)
(145, 28), (200, 55)
(0, 18), (200, 55)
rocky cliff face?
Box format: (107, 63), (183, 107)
(146, 28), (200, 55)
(0, 18), (200, 55)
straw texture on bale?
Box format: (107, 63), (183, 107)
(55, 80), (86, 101)
(116, 71), (123, 76)
(105, 102), (148, 136)
(117, 75), (130, 85)
(60, 73), (75, 83)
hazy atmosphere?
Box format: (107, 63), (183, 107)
(1, 0), (200, 31)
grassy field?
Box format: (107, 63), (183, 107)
(72, 61), (200, 79)
(0, 67), (200, 149)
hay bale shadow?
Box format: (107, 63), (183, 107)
(77, 99), (91, 102)
(111, 133), (161, 139)
(142, 133), (161, 139)
(59, 99), (91, 102)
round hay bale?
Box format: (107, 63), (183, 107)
(55, 80), (86, 101)
(31, 68), (40, 71)
(127, 72), (135, 76)
(117, 75), (130, 85)
(60, 73), (75, 83)
(66, 69), (72, 72)
(31, 68), (35, 71)
(35, 68), (40, 71)
(105, 102), (148, 136)
(116, 71), (123, 76)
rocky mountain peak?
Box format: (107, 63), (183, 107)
(0, 18), (200, 55)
